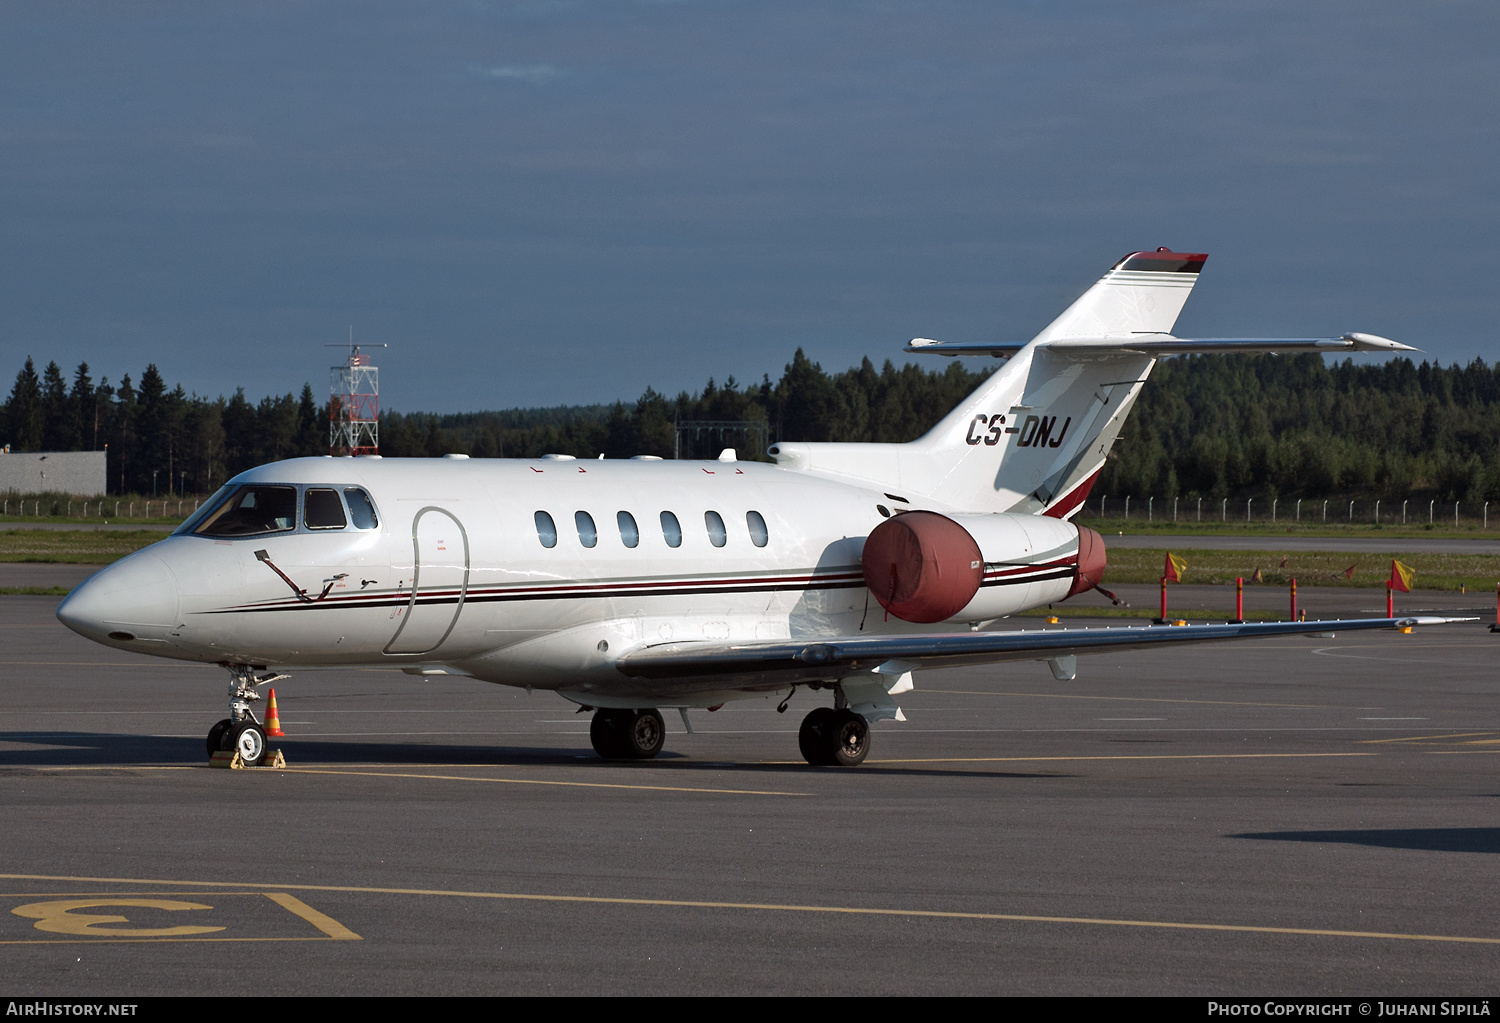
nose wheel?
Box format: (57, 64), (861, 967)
(209, 663), (287, 766)
(229, 722), (267, 766)
(798, 707), (870, 766)
(590, 708), (666, 760)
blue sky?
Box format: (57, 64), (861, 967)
(2, 1), (1496, 411)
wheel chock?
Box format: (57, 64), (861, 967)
(208, 749), (286, 769)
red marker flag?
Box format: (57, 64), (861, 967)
(1163, 552), (1186, 583)
(1390, 559), (1415, 593)
(1344, 564), (1356, 580)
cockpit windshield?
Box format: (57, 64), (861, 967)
(192, 485), (298, 537)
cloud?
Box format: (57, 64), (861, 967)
(469, 63), (566, 84)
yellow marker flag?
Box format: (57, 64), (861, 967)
(1390, 559), (1415, 593)
(1163, 551), (1186, 583)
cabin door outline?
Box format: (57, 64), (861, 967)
(384, 506), (470, 655)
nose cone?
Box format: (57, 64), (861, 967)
(57, 552), (180, 645)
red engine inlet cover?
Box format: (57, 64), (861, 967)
(861, 511), (984, 623)
(1067, 525), (1107, 597)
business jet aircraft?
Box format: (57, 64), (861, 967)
(57, 249), (1443, 767)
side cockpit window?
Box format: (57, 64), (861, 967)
(193, 485), (297, 537)
(304, 489), (347, 530)
(344, 487), (379, 529)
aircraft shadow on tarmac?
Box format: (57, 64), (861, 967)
(1233, 828), (1500, 854)
(0, 731), (1069, 779)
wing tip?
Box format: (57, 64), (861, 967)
(1343, 332), (1419, 353)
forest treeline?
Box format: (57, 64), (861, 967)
(3, 350), (1500, 501)
(0, 352), (984, 495)
(1101, 353), (1500, 503)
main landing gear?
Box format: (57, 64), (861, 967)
(798, 707), (870, 767)
(206, 664), (287, 767)
(590, 708), (666, 760)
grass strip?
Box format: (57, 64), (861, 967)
(0, 529), (167, 563)
(1016, 606), (1284, 621)
(1104, 547), (1500, 592)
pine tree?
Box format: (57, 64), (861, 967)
(40, 361), (73, 450)
(5, 357), (42, 451)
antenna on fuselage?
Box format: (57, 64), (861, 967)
(326, 328), (388, 457)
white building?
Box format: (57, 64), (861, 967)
(0, 450), (107, 496)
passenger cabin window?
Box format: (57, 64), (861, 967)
(345, 487), (379, 529)
(193, 485), (298, 538)
(617, 511), (639, 548)
(747, 510), (769, 547)
(575, 510), (598, 548)
(304, 488), (347, 530)
(534, 510), (558, 548)
(705, 510), (727, 548)
(660, 511), (682, 548)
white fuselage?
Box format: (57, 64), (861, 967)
(57, 455), (1083, 705)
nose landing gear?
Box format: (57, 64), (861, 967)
(590, 708), (666, 760)
(798, 707), (870, 766)
(206, 664), (288, 766)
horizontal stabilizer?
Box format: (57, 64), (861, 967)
(906, 332), (1416, 358)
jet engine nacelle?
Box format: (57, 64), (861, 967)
(861, 510), (1106, 624)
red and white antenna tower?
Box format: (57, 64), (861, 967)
(328, 332), (387, 456)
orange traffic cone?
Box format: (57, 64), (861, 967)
(264, 688), (285, 737)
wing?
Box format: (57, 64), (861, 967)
(617, 615), (1467, 686)
(905, 332), (1416, 358)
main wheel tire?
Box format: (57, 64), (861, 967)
(798, 707), (838, 766)
(590, 708), (667, 760)
(623, 709), (665, 759)
(590, 710), (627, 759)
(206, 718), (233, 757)
(829, 709), (870, 767)
(231, 722), (267, 767)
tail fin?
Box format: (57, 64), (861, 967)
(1031, 248), (1206, 342)
(770, 251), (1205, 516)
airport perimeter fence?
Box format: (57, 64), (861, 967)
(0, 491), (201, 523)
(1079, 495), (1495, 529)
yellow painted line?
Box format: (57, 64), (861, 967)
(0, 890), (359, 943)
(805, 753), (1376, 766)
(0, 891), (318, 897)
(0, 936), (345, 945)
(0, 764), (802, 796)
(1, 872), (1494, 946)
(922, 689), (1332, 710)
(0, 766), (200, 774)
(262, 892), (361, 939)
(281, 766), (806, 797)
(1359, 732), (1498, 745)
